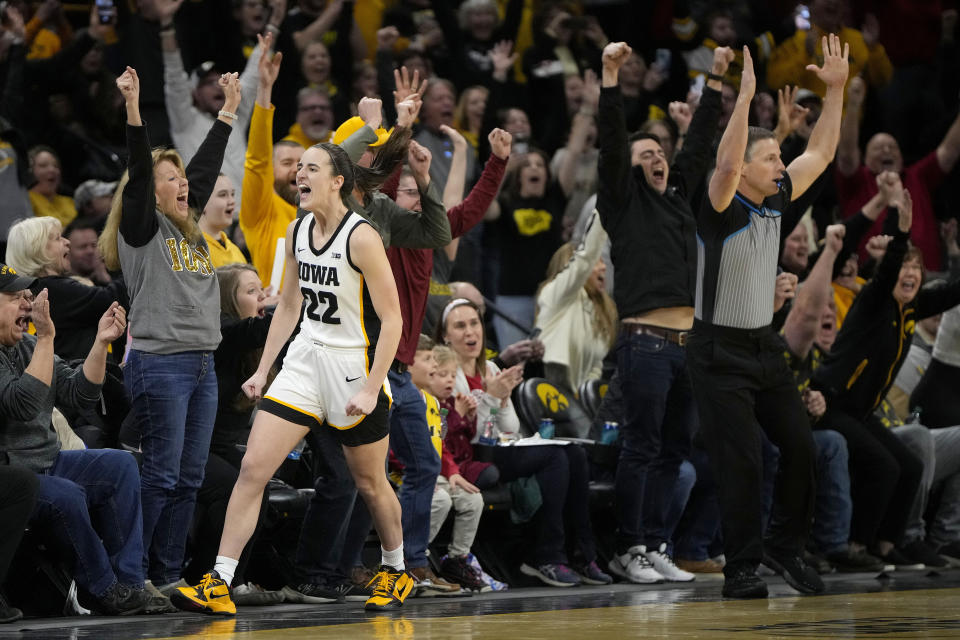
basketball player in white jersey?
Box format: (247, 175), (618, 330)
(172, 142), (410, 614)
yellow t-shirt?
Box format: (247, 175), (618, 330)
(202, 231), (248, 269)
(29, 191), (77, 227)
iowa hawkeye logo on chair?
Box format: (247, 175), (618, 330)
(537, 383), (568, 413)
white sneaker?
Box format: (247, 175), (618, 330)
(607, 545), (664, 584)
(644, 543), (695, 582)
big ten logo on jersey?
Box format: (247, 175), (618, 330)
(299, 260), (342, 324)
(166, 239), (214, 275)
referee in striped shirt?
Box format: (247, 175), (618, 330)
(686, 35), (849, 599)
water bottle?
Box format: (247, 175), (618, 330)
(439, 407), (449, 439)
(538, 417), (555, 440)
(600, 421), (620, 445)
(478, 408), (499, 446)
(287, 438), (306, 460)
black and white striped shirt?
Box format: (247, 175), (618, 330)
(695, 174), (798, 329)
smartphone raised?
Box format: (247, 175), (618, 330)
(96, 0), (114, 25)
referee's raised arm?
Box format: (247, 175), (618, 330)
(708, 46), (756, 213)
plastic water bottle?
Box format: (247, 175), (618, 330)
(600, 421), (620, 445)
(287, 438), (306, 460)
(538, 417), (555, 440)
(439, 407), (449, 439)
(478, 408), (499, 446)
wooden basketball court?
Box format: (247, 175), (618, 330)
(6, 569), (960, 639)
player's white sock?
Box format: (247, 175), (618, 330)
(213, 555), (239, 586)
(381, 544), (405, 571)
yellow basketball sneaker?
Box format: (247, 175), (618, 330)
(170, 571), (236, 616)
(364, 565), (415, 611)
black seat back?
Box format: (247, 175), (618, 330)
(578, 379), (608, 420)
(512, 378), (593, 439)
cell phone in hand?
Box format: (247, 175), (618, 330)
(654, 48), (672, 71)
(96, 0), (114, 24)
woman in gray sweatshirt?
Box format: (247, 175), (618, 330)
(98, 66), (242, 592)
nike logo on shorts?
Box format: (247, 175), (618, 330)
(346, 375), (361, 382)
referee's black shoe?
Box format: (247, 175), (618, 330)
(763, 552), (825, 594)
(721, 565), (768, 599)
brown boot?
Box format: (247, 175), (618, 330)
(409, 566), (462, 597)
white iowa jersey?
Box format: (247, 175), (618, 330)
(294, 211), (380, 358)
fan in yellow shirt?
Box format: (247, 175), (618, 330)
(28, 146), (76, 227)
(199, 174), (247, 268)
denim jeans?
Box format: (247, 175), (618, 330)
(615, 331), (697, 551)
(33, 449), (144, 596)
(811, 429), (852, 555)
(675, 446), (722, 561)
(662, 460), (697, 556)
(898, 424), (960, 546)
(388, 369), (440, 568)
(125, 349), (217, 584)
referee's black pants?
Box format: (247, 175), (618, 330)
(687, 321), (816, 577)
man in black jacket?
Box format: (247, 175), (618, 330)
(596, 41), (729, 584)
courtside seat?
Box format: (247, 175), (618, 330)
(578, 379), (608, 421)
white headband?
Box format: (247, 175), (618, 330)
(441, 298), (473, 328)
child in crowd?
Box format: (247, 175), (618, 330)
(408, 336), (488, 592)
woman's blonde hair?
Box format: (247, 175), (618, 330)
(99, 148), (199, 271)
(432, 344), (456, 367)
(538, 242), (618, 348)
(6, 216), (63, 277)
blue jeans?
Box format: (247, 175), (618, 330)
(662, 460), (697, 556)
(294, 425), (371, 584)
(615, 331), (697, 551)
(675, 446), (722, 561)
(33, 449), (143, 596)
(125, 349), (217, 584)
(388, 369), (440, 568)
(811, 429), (852, 554)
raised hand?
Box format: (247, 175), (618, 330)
(876, 170), (904, 207)
(669, 101), (692, 134)
(31, 289), (54, 340)
(861, 12), (880, 49)
(440, 124), (467, 152)
(219, 72), (242, 113)
(267, 0), (286, 26)
(4, 5), (25, 41)
(942, 218), (960, 256)
(846, 75), (866, 108)
(96, 302), (127, 344)
(488, 128), (512, 160)
(357, 96), (383, 130)
(377, 25), (399, 51)
(602, 42), (632, 72)
(582, 68), (601, 112)
(866, 234), (893, 260)
(824, 223), (845, 253)
(739, 45), (756, 100)
(257, 32), (283, 88)
(807, 33), (849, 91)
(393, 66), (427, 106)
(116, 66), (140, 104)
(407, 140), (432, 182)
(773, 271), (798, 312)
(776, 86), (810, 138)
(898, 188), (913, 233)
(395, 96), (422, 128)
(490, 40), (517, 81)
(711, 46), (735, 77)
